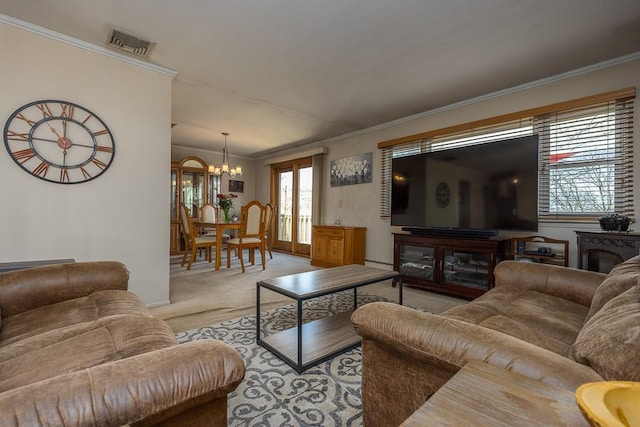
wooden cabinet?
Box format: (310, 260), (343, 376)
(393, 233), (510, 299)
(311, 225), (366, 267)
(170, 156), (219, 255)
(511, 235), (568, 267)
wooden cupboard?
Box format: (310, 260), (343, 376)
(311, 225), (366, 267)
(170, 156), (219, 255)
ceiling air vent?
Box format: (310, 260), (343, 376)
(106, 26), (155, 58)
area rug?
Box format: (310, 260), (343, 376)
(176, 291), (388, 427)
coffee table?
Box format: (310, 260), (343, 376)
(256, 264), (402, 373)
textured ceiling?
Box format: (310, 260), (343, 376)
(2, 0), (640, 157)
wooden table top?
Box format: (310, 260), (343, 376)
(401, 361), (589, 427)
(258, 264), (400, 300)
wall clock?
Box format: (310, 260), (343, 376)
(3, 100), (115, 184)
(436, 182), (450, 208)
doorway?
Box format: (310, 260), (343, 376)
(270, 157), (313, 256)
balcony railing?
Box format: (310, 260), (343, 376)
(277, 213), (312, 244)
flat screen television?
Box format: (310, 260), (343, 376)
(391, 135), (539, 237)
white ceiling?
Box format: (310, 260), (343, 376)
(2, 1), (640, 157)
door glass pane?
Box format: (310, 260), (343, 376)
(297, 166), (313, 244)
(182, 171), (205, 217)
(442, 250), (489, 290)
(279, 171), (293, 242)
(399, 245), (434, 281)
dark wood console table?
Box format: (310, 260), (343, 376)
(575, 230), (640, 273)
(393, 233), (510, 299)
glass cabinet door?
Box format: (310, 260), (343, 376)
(441, 249), (490, 291)
(182, 171), (205, 217)
(398, 244), (435, 281)
(170, 168), (178, 220)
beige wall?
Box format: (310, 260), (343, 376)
(0, 22), (174, 306)
(256, 56), (640, 268)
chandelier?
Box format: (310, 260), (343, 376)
(208, 132), (242, 177)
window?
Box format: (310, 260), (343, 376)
(208, 174), (221, 204)
(537, 99), (634, 219)
(379, 89), (635, 222)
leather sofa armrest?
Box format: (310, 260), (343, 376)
(0, 340), (245, 427)
(0, 261), (129, 318)
(352, 302), (604, 390)
(494, 260), (606, 307)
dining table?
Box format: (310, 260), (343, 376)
(193, 220), (242, 270)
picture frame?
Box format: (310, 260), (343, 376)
(330, 152), (373, 187)
(229, 179), (244, 193)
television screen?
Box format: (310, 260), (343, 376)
(391, 135), (539, 233)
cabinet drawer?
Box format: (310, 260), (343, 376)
(313, 228), (345, 238)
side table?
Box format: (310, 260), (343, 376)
(401, 361), (588, 426)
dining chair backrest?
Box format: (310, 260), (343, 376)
(180, 204), (194, 240)
(241, 201), (266, 238)
(200, 204), (217, 223)
(264, 203), (273, 233)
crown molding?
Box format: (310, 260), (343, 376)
(0, 13), (178, 78)
(304, 51), (640, 147)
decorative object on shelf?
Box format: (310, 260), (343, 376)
(229, 179), (244, 193)
(216, 193), (237, 222)
(436, 182), (450, 208)
(599, 213), (632, 232)
(3, 100), (115, 184)
(231, 214), (239, 223)
(208, 132), (242, 177)
(330, 152), (372, 187)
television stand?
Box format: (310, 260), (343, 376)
(401, 227), (498, 239)
(394, 233), (510, 299)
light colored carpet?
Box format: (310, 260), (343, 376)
(152, 251), (467, 333)
(177, 292), (389, 426)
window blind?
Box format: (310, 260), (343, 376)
(537, 97), (634, 219)
(379, 89), (635, 221)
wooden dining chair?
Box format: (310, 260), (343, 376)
(180, 204), (217, 270)
(226, 200), (266, 272)
(264, 203), (276, 259)
(199, 204), (231, 240)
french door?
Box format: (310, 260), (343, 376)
(271, 157), (313, 256)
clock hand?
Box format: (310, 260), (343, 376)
(31, 136), (61, 144)
(47, 123), (63, 139)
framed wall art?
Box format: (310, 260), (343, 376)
(229, 179), (244, 193)
(330, 152), (373, 187)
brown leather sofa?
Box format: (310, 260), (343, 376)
(0, 261), (245, 426)
(352, 256), (640, 426)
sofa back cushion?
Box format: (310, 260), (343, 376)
(571, 284), (640, 381)
(585, 256), (640, 322)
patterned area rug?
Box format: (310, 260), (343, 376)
(176, 291), (388, 427)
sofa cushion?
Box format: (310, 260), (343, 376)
(0, 316), (177, 392)
(571, 284), (640, 381)
(586, 256), (640, 322)
(443, 286), (588, 355)
(0, 290), (152, 347)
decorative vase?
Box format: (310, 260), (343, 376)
(222, 207), (231, 223)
